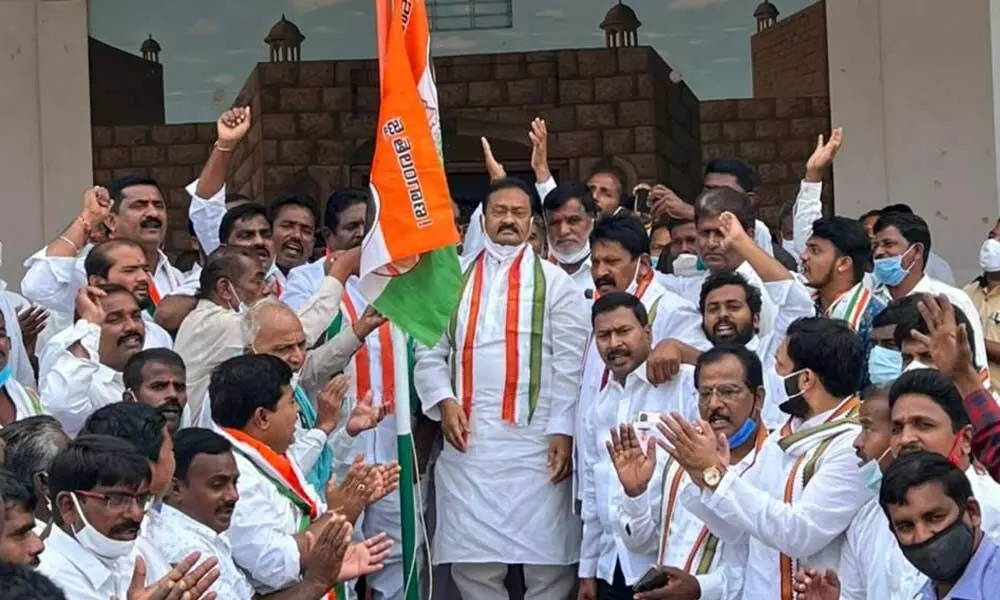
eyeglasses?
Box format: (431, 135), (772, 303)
(697, 384), (747, 404)
(75, 490), (154, 513)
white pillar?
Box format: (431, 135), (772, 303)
(827, 0), (999, 284)
(0, 0), (92, 288)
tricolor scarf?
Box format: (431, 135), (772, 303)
(292, 384), (334, 492)
(144, 258), (181, 317)
(323, 288), (397, 415)
(449, 247), (546, 426)
(817, 282), (872, 331)
(775, 396), (861, 600)
(220, 428), (345, 600)
(656, 423), (767, 570)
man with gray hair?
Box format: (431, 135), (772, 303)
(0, 416), (71, 534)
(174, 245), (356, 422)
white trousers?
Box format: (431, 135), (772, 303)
(450, 563), (576, 600)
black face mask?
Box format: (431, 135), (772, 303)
(777, 368), (809, 419)
(900, 509), (976, 583)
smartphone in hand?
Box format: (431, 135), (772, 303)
(633, 566), (670, 593)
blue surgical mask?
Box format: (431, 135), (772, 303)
(0, 364), (10, 389)
(859, 447), (892, 495)
(872, 245), (915, 287)
(727, 418), (758, 448)
(868, 346), (902, 387)
(650, 257), (659, 270)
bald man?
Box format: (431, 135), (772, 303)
(175, 246), (357, 421)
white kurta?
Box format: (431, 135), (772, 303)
(579, 363), (697, 585)
(414, 249), (589, 565)
(38, 320), (127, 437)
(680, 397), (873, 600)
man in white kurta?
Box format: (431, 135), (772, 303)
(287, 262), (426, 600)
(39, 285), (147, 437)
(613, 346), (770, 600)
(576, 214), (709, 503)
(415, 178), (588, 600)
(578, 292), (698, 596)
(22, 182), (187, 316)
(661, 317), (873, 600)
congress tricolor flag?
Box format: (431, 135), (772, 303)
(360, 0), (461, 348)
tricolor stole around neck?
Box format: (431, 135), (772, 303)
(323, 291), (397, 414)
(448, 248), (546, 426)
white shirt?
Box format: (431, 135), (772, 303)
(875, 275), (989, 377)
(187, 179), (227, 258)
(926, 251), (955, 285)
(22, 246), (186, 313)
(414, 248), (588, 565)
(574, 278), (709, 501)
(217, 427), (325, 593)
(38, 525), (140, 600)
(148, 503), (256, 600)
(38, 320), (127, 437)
(681, 397), (873, 600)
(969, 464), (1000, 541)
(135, 503), (177, 584)
(579, 363), (697, 585)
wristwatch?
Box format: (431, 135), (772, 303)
(703, 465), (723, 489)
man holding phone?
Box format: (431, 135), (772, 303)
(578, 292), (698, 600)
(608, 345), (767, 600)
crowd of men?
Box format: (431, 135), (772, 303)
(0, 106), (998, 600)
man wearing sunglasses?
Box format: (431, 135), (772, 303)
(38, 435), (219, 600)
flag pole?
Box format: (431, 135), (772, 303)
(391, 324), (421, 600)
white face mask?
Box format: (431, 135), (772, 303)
(625, 260), (644, 295)
(70, 493), (139, 560)
(672, 253), (701, 278)
(227, 281), (248, 315)
(481, 214), (530, 261)
(547, 238), (591, 266)
(980, 238), (1000, 272)
(903, 359), (933, 373)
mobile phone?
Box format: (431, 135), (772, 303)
(633, 566), (670, 592)
(635, 188), (650, 214)
(633, 411), (664, 453)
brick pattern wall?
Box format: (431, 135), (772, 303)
(751, 0), (828, 99)
(700, 96), (833, 225)
(91, 47), (706, 254)
(224, 47), (703, 204)
(91, 124), (215, 250)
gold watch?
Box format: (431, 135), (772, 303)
(703, 465), (723, 489)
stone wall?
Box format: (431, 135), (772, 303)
(225, 47), (704, 204)
(90, 124), (214, 250)
(700, 96), (833, 225)
(91, 47), (707, 254)
(751, 1), (828, 99)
